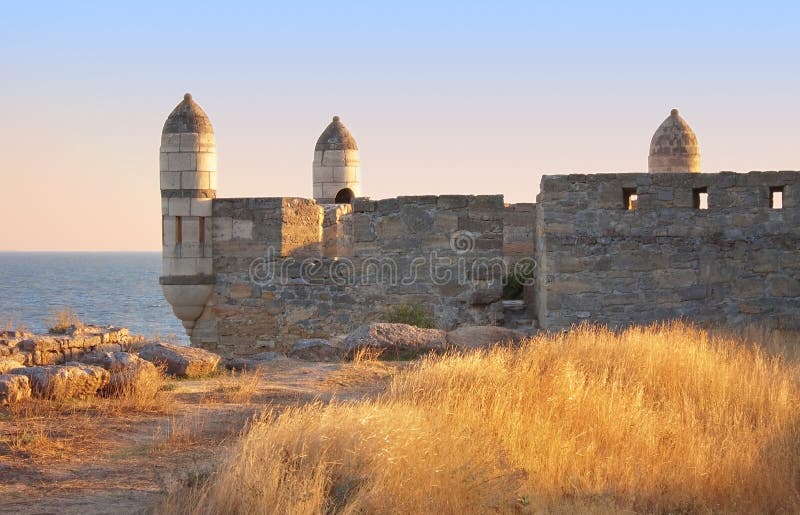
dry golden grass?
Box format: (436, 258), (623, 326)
(150, 415), (209, 454)
(0, 315), (27, 333)
(201, 369), (262, 404)
(160, 322), (800, 514)
(46, 307), (84, 334)
(100, 363), (172, 414)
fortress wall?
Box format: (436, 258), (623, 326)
(349, 195), (506, 330)
(535, 171), (800, 331)
(503, 203), (536, 260)
(191, 195), (509, 357)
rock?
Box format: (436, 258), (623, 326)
(13, 325), (143, 366)
(446, 325), (526, 351)
(139, 342), (220, 378)
(81, 351), (159, 395)
(288, 339), (342, 362)
(0, 374), (31, 405)
(0, 356), (26, 374)
(343, 323), (448, 359)
(226, 352), (287, 371)
(10, 364), (110, 399)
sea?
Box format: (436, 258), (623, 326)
(0, 252), (188, 342)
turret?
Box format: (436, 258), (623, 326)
(313, 116), (360, 203)
(648, 108), (701, 173)
(159, 93), (216, 336)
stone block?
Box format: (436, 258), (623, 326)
(180, 171), (200, 190)
(197, 152), (217, 172)
(321, 150), (346, 166)
(179, 133), (199, 151)
(139, 342), (220, 378)
(213, 216), (233, 241)
(766, 274), (800, 297)
(160, 133), (181, 152)
(313, 166), (333, 182)
(344, 149), (360, 163)
(160, 171), (181, 190)
(190, 198), (213, 217)
(353, 198), (376, 212)
(168, 152), (197, 172)
(322, 182), (346, 198)
(199, 133), (216, 152)
(232, 219), (254, 240)
(168, 197), (191, 216)
(437, 195), (469, 210)
(182, 217), (201, 243)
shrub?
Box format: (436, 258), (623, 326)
(384, 303), (435, 328)
(502, 262), (535, 300)
(46, 308), (83, 334)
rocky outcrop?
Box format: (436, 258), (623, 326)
(225, 352), (287, 371)
(1, 326), (144, 367)
(446, 326), (526, 351)
(343, 323), (448, 359)
(0, 374), (31, 405)
(10, 364), (110, 399)
(139, 342), (220, 378)
(288, 339), (342, 362)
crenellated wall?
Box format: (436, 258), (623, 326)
(190, 195), (512, 356)
(534, 171), (800, 332)
(177, 169), (800, 357)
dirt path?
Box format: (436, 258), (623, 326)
(0, 359), (398, 514)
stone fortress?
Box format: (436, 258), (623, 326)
(159, 94), (799, 357)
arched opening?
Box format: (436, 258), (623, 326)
(334, 188), (354, 204)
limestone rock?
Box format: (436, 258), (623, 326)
(446, 326), (526, 351)
(0, 357), (26, 374)
(226, 352), (287, 371)
(0, 374), (31, 405)
(288, 339), (342, 362)
(343, 323), (448, 359)
(139, 342), (220, 378)
(82, 351), (159, 395)
(10, 364), (110, 399)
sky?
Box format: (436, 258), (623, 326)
(0, 1), (798, 251)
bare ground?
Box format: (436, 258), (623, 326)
(0, 358), (399, 515)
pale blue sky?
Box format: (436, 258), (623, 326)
(1, 1), (798, 250)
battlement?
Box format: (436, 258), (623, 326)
(539, 171), (799, 210)
(157, 94), (800, 357)
(535, 171), (800, 332)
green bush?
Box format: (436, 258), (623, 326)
(384, 303), (436, 329)
(503, 264), (535, 300)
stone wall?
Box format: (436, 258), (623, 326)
(1, 326), (143, 366)
(192, 195), (508, 357)
(535, 171), (800, 331)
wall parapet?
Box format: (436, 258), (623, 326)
(535, 171), (800, 332)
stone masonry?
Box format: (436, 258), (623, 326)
(157, 95), (800, 358)
(535, 171), (800, 332)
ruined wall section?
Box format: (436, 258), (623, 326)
(194, 195), (508, 357)
(535, 171), (800, 331)
(350, 195), (506, 330)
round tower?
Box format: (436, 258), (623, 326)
(159, 93), (217, 336)
(312, 116), (360, 203)
(648, 108), (701, 173)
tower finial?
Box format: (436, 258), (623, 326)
(184, 93), (192, 101)
(670, 108), (679, 116)
(333, 115), (340, 122)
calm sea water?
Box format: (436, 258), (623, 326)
(0, 252), (187, 342)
